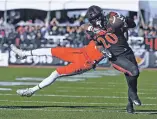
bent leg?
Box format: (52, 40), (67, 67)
(125, 52), (140, 107)
(110, 56), (139, 76)
(110, 55), (140, 107)
(110, 56), (139, 96)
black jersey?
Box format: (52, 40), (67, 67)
(96, 12), (135, 56)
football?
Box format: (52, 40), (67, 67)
(109, 15), (124, 28)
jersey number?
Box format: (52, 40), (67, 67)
(97, 33), (118, 48)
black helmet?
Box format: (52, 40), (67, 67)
(86, 5), (105, 28)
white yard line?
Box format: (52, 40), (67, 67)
(0, 93), (129, 98)
(0, 82), (38, 86)
(57, 86), (157, 91)
(78, 82), (157, 86)
(57, 87), (119, 90)
(55, 90), (157, 95)
(1, 108), (157, 114)
(0, 99), (157, 106)
(0, 108), (126, 113)
(0, 88), (12, 91)
(15, 78), (157, 86)
(0, 93), (157, 99)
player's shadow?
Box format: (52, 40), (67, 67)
(0, 105), (125, 111)
(135, 110), (157, 115)
(120, 108), (157, 115)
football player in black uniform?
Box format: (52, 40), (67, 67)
(83, 5), (141, 114)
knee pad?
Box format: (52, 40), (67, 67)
(130, 66), (139, 77)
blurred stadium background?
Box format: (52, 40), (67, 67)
(0, 0), (157, 119)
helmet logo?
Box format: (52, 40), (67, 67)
(96, 20), (102, 27)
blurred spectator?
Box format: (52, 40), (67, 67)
(26, 26), (36, 47)
(138, 26), (144, 37)
(50, 18), (59, 27)
(2, 11), (157, 51)
(133, 15), (138, 27)
(0, 17), (4, 25)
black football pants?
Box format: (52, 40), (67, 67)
(109, 50), (140, 104)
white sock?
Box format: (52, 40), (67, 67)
(23, 48), (52, 56)
(30, 70), (60, 92)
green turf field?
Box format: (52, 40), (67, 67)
(0, 67), (157, 119)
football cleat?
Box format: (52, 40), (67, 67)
(132, 98), (141, 106)
(10, 44), (26, 59)
(16, 88), (34, 97)
(130, 94), (142, 106)
(126, 103), (135, 114)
